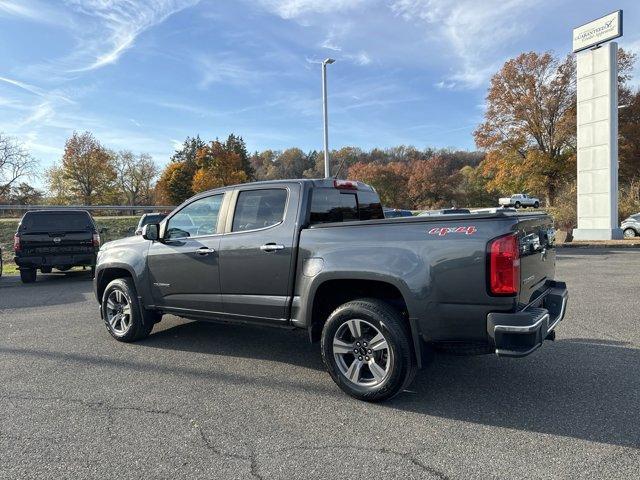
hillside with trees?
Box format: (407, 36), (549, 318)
(2, 49), (639, 229)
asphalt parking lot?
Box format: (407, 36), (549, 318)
(0, 249), (638, 479)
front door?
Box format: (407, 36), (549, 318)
(218, 186), (299, 323)
(147, 193), (225, 315)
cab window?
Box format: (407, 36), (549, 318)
(232, 189), (287, 232)
(165, 194), (223, 239)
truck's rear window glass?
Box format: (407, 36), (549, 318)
(310, 189), (383, 224)
(232, 189), (287, 232)
(357, 191), (384, 221)
(20, 212), (92, 231)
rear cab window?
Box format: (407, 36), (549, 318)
(232, 189), (288, 232)
(19, 212), (94, 232)
(309, 188), (384, 225)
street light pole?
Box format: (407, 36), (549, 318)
(322, 58), (335, 178)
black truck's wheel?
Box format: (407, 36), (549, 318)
(102, 278), (155, 342)
(321, 298), (416, 402)
(20, 268), (37, 283)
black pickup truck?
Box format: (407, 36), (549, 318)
(95, 179), (568, 401)
(14, 210), (102, 283)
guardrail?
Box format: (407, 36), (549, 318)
(0, 204), (175, 214)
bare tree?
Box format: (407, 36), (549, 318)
(113, 150), (159, 206)
(0, 134), (37, 198)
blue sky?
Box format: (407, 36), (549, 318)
(1, 0), (639, 176)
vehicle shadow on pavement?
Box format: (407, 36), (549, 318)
(142, 320), (326, 372)
(0, 271), (92, 309)
(389, 338), (640, 448)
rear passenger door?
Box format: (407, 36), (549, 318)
(218, 185), (300, 323)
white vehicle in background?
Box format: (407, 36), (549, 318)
(498, 194), (540, 209)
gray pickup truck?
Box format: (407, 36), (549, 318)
(94, 179), (568, 401)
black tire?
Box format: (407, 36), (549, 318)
(514, 201), (521, 209)
(321, 298), (416, 402)
(90, 266), (96, 278)
(20, 268), (36, 283)
(533, 201), (540, 208)
(101, 277), (155, 342)
(0, 256), (3, 278)
(623, 228), (637, 239)
(41, 267), (52, 274)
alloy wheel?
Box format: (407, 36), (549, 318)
(106, 289), (132, 335)
(332, 318), (393, 387)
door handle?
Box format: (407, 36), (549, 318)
(260, 243), (285, 252)
(195, 247), (215, 255)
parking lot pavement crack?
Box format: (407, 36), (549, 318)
(0, 392), (182, 420)
(194, 425), (264, 480)
(260, 444), (450, 480)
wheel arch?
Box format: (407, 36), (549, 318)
(96, 265), (137, 304)
(304, 275), (422, 367)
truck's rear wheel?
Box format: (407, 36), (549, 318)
(533, 201), (540, 208)
(321, 298), (416, 402)
(102, 278), (155, 342)
(20, 268), (36, 283)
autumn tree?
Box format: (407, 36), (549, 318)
(46, 131), (116, 205)
(224, 134), (255, 181)
(474, 52), (577, 206)
(191, 140), (248, 192)
(407, 156), (463, 209)
(0, 134), (37, 198)
(7, 182), (44, 205)
(348, 161), (411, 208)
(113, 150), (159, 206)
(155, 162), (193, 205)
(155, 136), (205, 204)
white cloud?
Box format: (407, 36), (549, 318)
(321, 38), (342, 52)
(0, 0), (73, 26)
(194, 54), (257, 88)
(256, 0), (364, 19)
(344, 51), (372, 66)
(64, 0), (201, 72)
(390, 0), (537, 88)
(20, 102), (55, 127)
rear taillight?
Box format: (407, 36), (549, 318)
(13, 234), (21, 252)
(92, 233), (101, 248)
(488, 233), (520, 295)
(333, 179), (358, 190)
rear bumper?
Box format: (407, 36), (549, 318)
(487, 281), (568, 357)
(14, 253), (96, 269)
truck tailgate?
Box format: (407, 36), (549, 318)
(20, 231), (95, 255)
(517, 214), (556, 306)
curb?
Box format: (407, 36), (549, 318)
(557, 242), (640, 249)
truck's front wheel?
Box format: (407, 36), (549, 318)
(101, 278), (155, 342)
(321, 298), (416, 402)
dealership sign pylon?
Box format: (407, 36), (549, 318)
(572, 10), (623, 241)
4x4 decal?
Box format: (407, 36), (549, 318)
(428, 226), (477, 236)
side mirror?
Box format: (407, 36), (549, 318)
(142, 223), (159, 241)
